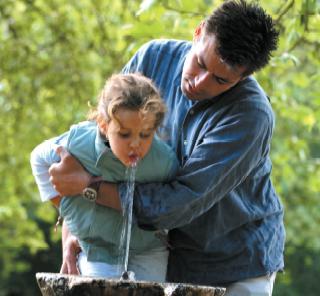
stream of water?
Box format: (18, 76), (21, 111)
(117, 163), (138, 279)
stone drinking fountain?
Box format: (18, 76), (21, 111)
(36, 166), (225, 295)
(36, 272), (226, 296)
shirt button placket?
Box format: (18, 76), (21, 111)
(182, 139), (188, 164)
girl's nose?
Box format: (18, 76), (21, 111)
(129, 137), (140, 149)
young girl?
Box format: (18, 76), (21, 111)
(31, 73), (179, 281)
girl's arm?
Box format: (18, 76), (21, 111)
(60, 221), (81, 275)
(48, 146), (122, 210)
(30, 136), (67, 206)
(48, 146), (93, 197)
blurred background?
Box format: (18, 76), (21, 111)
(0, 0), (319, 295)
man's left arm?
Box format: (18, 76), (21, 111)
(125, 106), (274, 231)
(49, 107), (273, 231)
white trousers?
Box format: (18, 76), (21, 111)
(77, 246), (168, 282)
(225, 273), (277, 296)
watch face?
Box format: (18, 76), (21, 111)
(83, 187), (97, 201)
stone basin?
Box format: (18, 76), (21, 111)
(36, 272), (226, 296)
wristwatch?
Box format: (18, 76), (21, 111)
(82, 181), (102, 202)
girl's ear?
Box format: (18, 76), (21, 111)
(193, 21), (205, 42)
(97, 114), (108, 136)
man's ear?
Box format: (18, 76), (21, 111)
(193, 21), (205, 42)
(240, 75), (248, 81)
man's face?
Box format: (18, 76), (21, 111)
(181, 32), (246, 100)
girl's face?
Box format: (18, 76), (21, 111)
(99, 108), (156, 167)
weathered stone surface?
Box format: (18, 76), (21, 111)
(36, 273), (226, 296)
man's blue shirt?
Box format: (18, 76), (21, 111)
(120, 39), (285, 285)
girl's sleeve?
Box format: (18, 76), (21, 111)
(30, 133), (68, 202)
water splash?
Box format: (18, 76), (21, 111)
(118, 162), (138, 280)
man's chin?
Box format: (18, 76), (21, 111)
(181, 83), (212, 100)
(182, 86), (198, 100)
(182, 89), (208, 101)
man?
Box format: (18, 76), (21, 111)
(49, 1), (285, 295)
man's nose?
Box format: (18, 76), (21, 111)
(194, 71), (209, 89)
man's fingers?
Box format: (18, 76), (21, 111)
(55, 146), (70, 159)
(69, 262), (80, 275)
(66, 253), (79, 275)
(60, 256), (79, 275)
(60, 262), (68, 274)
(48, 162), (58, 176)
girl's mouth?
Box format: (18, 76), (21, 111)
(128, 153), (139, 166)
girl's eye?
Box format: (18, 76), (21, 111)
(119, 132), (130, 138)
(140, 133), (151, 139)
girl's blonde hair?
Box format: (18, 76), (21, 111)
(88, 73), (166, 129)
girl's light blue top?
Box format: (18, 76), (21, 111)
(31, 120), (179, 264)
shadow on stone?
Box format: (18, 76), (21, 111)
(36, 273), (226, 296)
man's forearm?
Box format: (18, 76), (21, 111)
(96, 182), (122, 211)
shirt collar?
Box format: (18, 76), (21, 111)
(94, 126), (110, 158)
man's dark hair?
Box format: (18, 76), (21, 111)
(205, 0), (279, 76)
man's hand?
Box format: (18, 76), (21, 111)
(60, 229), (81, 275)
(49, 146), (98, 196)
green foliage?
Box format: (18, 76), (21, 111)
(0, 0), (319, 295)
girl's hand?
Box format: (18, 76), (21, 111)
(60, 233), (81, 275)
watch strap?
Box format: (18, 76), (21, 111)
(82, 181), (102, 202)
(88, 180), (102, 193)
